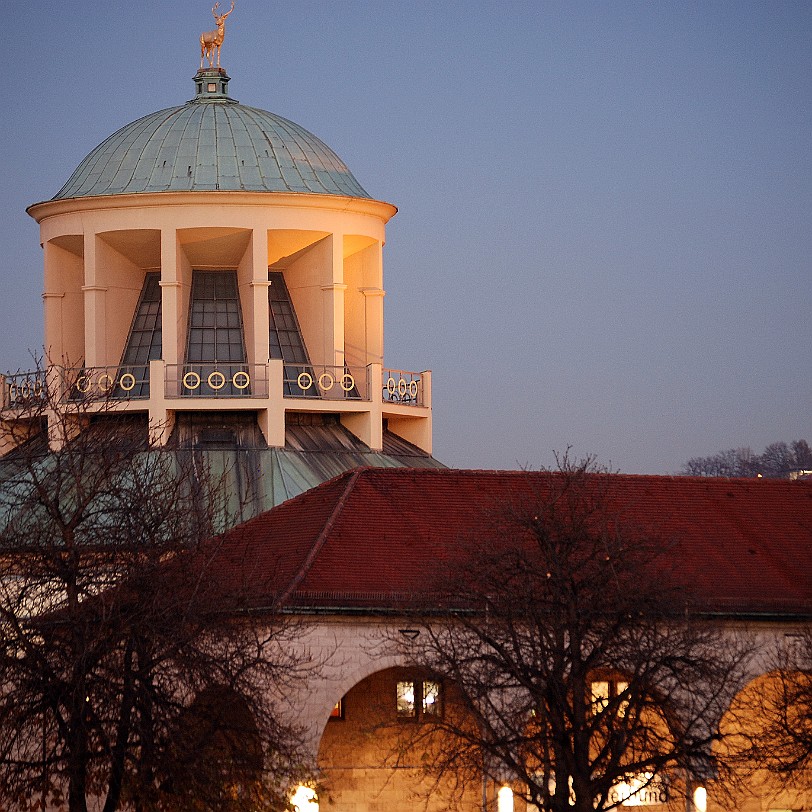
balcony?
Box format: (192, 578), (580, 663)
(282, 365), (368, 401)
(1, 362), (432, 454)
(382, 369), (425, 407)
(2, 371), (47, 410)
(2, 363), (430, 411)
(1, 366), (150, 410)
(165, 364), (268, 399)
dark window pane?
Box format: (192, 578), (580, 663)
(120, 272), (163, 370)
(186, 271), (247, 367)
(268, 271), (311, 368)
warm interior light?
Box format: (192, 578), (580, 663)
(291, 785), (319, 812)
(497, 785), (514, 812)
(693, 786), (707, 812)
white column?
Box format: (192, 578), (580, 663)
(82, 233), (106, 368)
(250, 230), (271, 368)
(159, 229), (180, 368)
(360, 287), (385, 365)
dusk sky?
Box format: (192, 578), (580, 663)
(2, 1), (809, 473)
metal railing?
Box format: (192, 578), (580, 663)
(165, 364), (268, 399)
(283, 365), (368, 401)
(2, 371), (47, 410)
(67, 366), (151, 401)
(2, 363), (429, 410)
(2, 367), (151, 410)
(71, 366), (151, 401)
(382, 369), (424, 406)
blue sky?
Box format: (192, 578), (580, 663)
(2, 1), (810, 473)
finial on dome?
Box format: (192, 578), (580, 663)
(200, 0), (235, 70)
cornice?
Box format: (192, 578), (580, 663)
(26, 191), (398, 224)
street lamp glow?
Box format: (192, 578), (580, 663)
(291, 785), (319, 812)
(497, 785), (514, 812)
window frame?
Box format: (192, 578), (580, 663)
(396, 677), (443, 721)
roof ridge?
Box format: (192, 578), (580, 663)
(277, 469), (363, 605)
(360, 467), (811, 487)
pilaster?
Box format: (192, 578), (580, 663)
(321, 233), (346, 368)
(82, 233), (105, 368)
(360, 287), (385, 365)
(159, 229), (180, 367)
(250, 230), (271, 368)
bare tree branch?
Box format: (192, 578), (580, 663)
(388, 454), (753, 812)
(0, 362), (316, 811)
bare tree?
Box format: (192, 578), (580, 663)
(0, 365), (314, 811)
(391, 456), (752, 812)
(683, 439), (812, 478)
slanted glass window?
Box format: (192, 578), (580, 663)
(397, 679), (442, 720)
(185, 271), (248, 396)
(118, 272), (162, 397)
(268, 271), (315, 397)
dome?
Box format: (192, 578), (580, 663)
(53, 69), (370, 201)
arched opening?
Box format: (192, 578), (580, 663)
(317, 666), (482, 811)
(718, 669), (812, 811)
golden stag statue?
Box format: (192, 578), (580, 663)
(200, 1), (235, 69)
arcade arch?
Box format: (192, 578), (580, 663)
(316, 665), (483, 812)
(717, 669), (812, 812)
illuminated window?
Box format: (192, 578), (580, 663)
(397, 679), (442, 720)
(423, 680), (441, 716)
(329, 699), (344, 719)
(591, 677), (629, 715)
(397, 680), (416, 717)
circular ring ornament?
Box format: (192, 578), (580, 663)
(119, 373), (136, 392)
(97, 373), (114, 393)
(207, 371), (226, 391)
(183, 371), (201, 390)
(386, 377), (397, 394)
(408, 380), (419, 398)
(340, 373), (355, 392)
(398, 378), (408, 396)
(318, 372), (335, 390)
(297, 372), (314, 391)
(232, 371), (250, 390)
(76, 375), (92, 394)
(19, 382), (31, 399)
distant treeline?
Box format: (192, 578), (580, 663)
(683, 440), (812, 479)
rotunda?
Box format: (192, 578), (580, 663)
(22, 67), (433, 466)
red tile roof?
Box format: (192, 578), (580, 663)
(201, 468), (812, 617)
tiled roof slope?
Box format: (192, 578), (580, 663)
(201, 468), (812, 617)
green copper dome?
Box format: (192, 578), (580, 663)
(53, 69), (370, 201)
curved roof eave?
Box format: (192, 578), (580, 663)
(26, 189), (398, 224)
